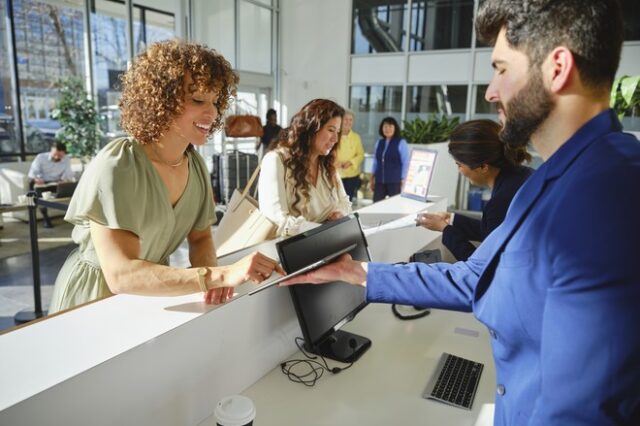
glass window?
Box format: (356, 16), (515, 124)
(133, 6), (175, 55)
(621, 0), (640, 41)
(349, 85), (403, 151)
(406, 85), (467, 121)
(238, 1), (272, 74)
(0, 0), (20, 158)
(14, 0), (86, 154)
(472, 84), (498, 120)
(192, 0), (235, 67)
(352, 0), (408, 54)
(409, 0), (474, 51)
(92, 0), (129, 141)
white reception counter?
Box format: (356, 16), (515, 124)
(0, 195), (495, 426)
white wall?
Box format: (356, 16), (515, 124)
(279, 0), (351, 123)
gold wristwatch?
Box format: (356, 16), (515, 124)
(196, 267), (209, 293)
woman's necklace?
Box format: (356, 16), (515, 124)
(152, 143), (185, 167)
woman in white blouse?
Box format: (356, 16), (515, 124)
(258, 99), (351, 237)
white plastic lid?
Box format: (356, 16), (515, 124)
(214, 395), (256, 426)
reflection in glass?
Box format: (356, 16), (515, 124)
(352, 0), (408, 54)
(406, 85), (467, 121)
(13, 0), (86, 154)
(349, 85), (403, 151)
(409, 0), (473, 51)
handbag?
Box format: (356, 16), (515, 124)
(224, 115), (264, 138)
(214, 165), (277, 257)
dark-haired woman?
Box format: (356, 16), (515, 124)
(258, 99), (351, 237)
(49, 40), (281, 313)
(369, 117), (410, 202)
(417, 119), (533, 261)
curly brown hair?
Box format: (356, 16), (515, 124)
(119, 39), (238, 144)
(276, 99), (345, 216)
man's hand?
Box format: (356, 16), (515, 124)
(280, 254), (368, 287)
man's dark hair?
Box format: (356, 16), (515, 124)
(476, 0), (624, 91)
(266, 108), (277, 120)
(51, 141), (67, 152)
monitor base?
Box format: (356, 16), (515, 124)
(308, 329), (372, 363)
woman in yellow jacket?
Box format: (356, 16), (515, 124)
(335, 110), (364, 201)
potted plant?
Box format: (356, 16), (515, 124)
(401, 114), (460, 145)
(50, 77), (102, 167)
(610, 75), (640, 132)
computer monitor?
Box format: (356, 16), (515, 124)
(277, 213), (372, 363)
(401, 147), (438, 202)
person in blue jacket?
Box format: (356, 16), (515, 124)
(417, 119), (533, 261)
(369, 117), (410, 202)
(284, 1), (640, 424)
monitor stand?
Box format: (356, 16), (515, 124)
(308, 329), (372, 363)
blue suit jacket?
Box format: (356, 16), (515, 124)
(367, 110), (640, 425)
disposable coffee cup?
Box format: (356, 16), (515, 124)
(42, 191), (54, 200)
(214, 395), (255, 426)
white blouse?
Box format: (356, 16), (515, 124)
(258, 150), (352, 237)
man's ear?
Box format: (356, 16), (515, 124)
(546, 46), (575, 94)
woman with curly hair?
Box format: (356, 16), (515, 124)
(258, 99), (351, 237)
(49, 40), (282, 313)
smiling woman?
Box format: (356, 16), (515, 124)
(48, 40), (283, 314)
(257, 99), (352, 237)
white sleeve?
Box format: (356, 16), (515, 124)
(334, 171), (352, 215)
(28, 154), (43, 180)
(258, 152), (316, 237)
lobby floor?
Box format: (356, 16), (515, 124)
(0, 216), (75, 332)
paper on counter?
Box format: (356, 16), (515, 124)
(363, 213), (420, 237)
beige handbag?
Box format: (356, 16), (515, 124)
(214, 165), (277, 257)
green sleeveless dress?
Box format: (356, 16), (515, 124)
(49, 137), (216, 313)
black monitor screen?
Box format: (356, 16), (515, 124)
(277, 214), (371, 362)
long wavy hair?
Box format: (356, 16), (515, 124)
(276, 99), (345, 216)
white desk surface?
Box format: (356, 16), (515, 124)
(242, 305), (494, 426)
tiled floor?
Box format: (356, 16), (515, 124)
(0, 216), (75, 332)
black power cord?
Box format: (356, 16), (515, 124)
(280, 337), (357, 387)
(391, 304), (431, 320)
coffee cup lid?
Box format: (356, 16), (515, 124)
(214, 395), (256, 426)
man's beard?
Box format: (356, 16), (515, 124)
(500, 69), (554, 148)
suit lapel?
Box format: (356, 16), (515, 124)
(472, 109), (622, 302)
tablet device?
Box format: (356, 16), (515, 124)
(247, 242), (357, 295)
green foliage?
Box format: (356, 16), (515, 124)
(401, 115), (460, 145)
(610, 75), (640, 121)
(50, 77), (101, 161)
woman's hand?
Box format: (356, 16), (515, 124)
(326, 211), (344, 221)
(204, 287), (235, 305)
(416, 212), (451, 232)
(222, 251), (285, 287)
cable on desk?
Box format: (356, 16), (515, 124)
(280, 337), (356, 387)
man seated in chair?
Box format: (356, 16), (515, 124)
(27, 141), (74, 228)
